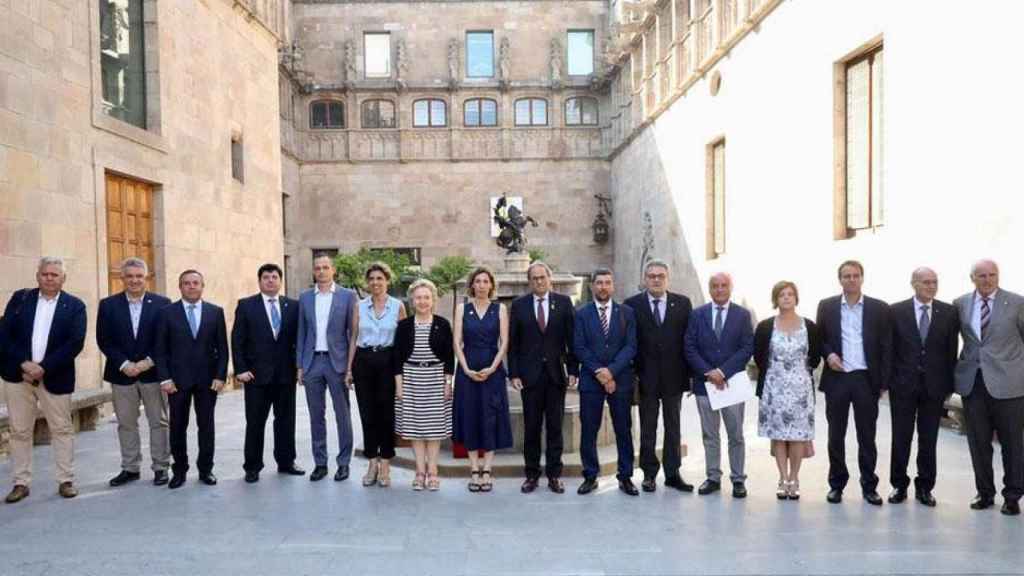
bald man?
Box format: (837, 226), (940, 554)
(887, 268), (959, 507)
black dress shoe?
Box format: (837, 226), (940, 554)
(826, 489), (843, 503)
(244, 471), (259, 483)
(577, 478), (598, 495)
(310, 466), (328, 482)
(109, 470), (141, 487)
(916, 491), (937, 507)
(664, 477), (695, 492)
(521, 478), (539, 493)
(153, 471), (169, 486)
(641, 478), (657, 493)
(888, 488), (908, 504)
(970, 494), (994, 510)
(863, 491), (883, 506)
(334, 465), (350, 482)
(732, 482), (747, 499)
(618, 479), (639, 496)
(277, 465), (306, 476)
(698, 480), (721, 495)
(168, 475), (186, 489)
(199, 473), (218, 486)
(1002, 500), (1021, 516)
(547, 478), (565, 494)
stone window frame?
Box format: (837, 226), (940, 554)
(462, 97), (499, 127)
(833, 35), (884, 240)
(310, 99), (346, 130)
(412, 98), (448, 128)
(361, 98), (398, 129)
(705, 136), (726, 260)
(564, 96), (599, 126)
(465, 30), (496, 79)
(90, 0), (167, 152)
(514, 97), (549, 127)
(231, 132), (245, 184)
(363, 31), (392, 79)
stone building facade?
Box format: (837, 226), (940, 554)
(1, 0), (288, 392)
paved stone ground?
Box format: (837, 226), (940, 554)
(1, 391), (1023, 576)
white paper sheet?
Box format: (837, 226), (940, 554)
(705, 371), (755, 411)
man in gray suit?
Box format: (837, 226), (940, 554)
(298, 255), (357, 482)
(954, 259), (1024, 516)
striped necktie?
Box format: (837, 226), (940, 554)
(599, 305), (609, 337)
(980, 297), (991, 340)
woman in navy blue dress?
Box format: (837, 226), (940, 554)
(453, 267), (513, 492)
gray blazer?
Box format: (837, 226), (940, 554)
(296, 284), (356, 374)
(954, 289), (1024, 399)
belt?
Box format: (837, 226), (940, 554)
(406, 361), (443, 368)
(313, 351), (330, 356)
(358, 345), (393, 353)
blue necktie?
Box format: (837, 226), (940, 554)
(187, 304), (199, 338)
(269, 298), (281, 337)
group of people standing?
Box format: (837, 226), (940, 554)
(2, 255), (1022, 518)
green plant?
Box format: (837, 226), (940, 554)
(333, 248), (416, 297)
(527, 248), (548, 264)
(425, 255), (475, 298)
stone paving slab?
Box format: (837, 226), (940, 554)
(1, 391), (1022, 576)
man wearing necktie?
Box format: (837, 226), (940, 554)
(232, 264), (305, 483)
(96, 257), (172, 488)
(155, 270), (228, 489)
(954, 259), (1024, 516)
(684, 272), (754, 498)
(625, 259), (695, 493)
(887, 267), (958, 507)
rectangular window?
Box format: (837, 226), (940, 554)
(567, 30), (595, 76)
(706, 139), (725, 259)
(466, 31), (494, 78)
(364, 32), (391, 78)
(515, 99), (547, 126)
(845, 47), (884, 231)
(414, 99), (447, 127)
(231, 136), (244, 184)
(100, 0), (147, 128)
(464, 99), (497, 127)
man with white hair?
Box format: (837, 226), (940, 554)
(97, 257), (172, 487)
(1, 257), (87, 503)
(954, 259), (1024, 516)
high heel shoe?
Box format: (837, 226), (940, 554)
(412, 472), (425, 491)
(776, 480), (788, 500)
(377, 461), (391, 488)
(788, 480), (800, 500)
(362, 459), (379, 487)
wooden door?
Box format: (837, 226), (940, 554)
(105, 173), (155, 294)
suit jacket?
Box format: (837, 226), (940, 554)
(889, 298), (958, 401)
(573, 301), (637, 395)
(954, 289), (1024, 399)
(155, 300), (229, 390)
(753, 316), (821, 397)
(624, 290), (692, 398)
(296, 284), (356, 374)
(231, 293), (298, 387)
(1, 288), (87, 394)
(815, 294), (891, 394)
(392, 315), (455, 376)
(507, 292), (578, 387)
(96, 291), (171, 385)
(684, 302), (754, 396)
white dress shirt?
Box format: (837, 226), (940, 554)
(712, 301), (730, 329)
(183, 299), (203, 331)
(840, 295), (867, 371)
(315, 283), (337, 352)
(971, 289), (999, 340)
(30, 292), (61, 363)
(534, 292), (550, 321)
(264, 293), (282, 338)
(648, 292), (665, 324)
(120, 293), (148, 372)
(913, 297), (933, 325)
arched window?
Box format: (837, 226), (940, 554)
(310, 100), (345, 129)
(514, 98), (547, 126)
(565, 97), (599, 126)
(413, 98), (447, 127)
(361, 99), (396, 129)
(463, 98), (498, 127)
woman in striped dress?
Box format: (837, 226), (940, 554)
(393, 279), (454, 491)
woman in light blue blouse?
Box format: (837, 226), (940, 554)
(346, 262), (406, 487)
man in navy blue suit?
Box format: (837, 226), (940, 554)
(684, 272), (754, 498)
(155, 270), (229, 489)
(232, 263), (304, 483)
(2, 257), (87, 503)
(96, 257), (172, 487)
(574, 268), (638, 496)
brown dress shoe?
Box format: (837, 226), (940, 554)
(58, 482), (78, 499)
(5, 485), (29, 504)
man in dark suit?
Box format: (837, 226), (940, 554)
(816, 260), (891, 506)
(232, 263), (305, 483)
(574, 267), (638, 496)
(155, 270), (228, 489)
(509, 261), (578, 494)
(625, 259), (694, 493)
(887, 267), (958, 506)
(96, 257), (172, 487)
(684, 272), (754, 498)
(2, 257), (87, 503)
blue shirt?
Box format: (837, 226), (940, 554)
(357, 296), (400, 348)
(840, 296), (867, 371)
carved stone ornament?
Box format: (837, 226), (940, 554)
(549, 38), (563, 90)
(447, 38), (460, 89)
(344, 39), (358, 89)
(396, 39), (409, 90)
(498, 37), (511, 90)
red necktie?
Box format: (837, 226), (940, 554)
(537, 298), (546, 332)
